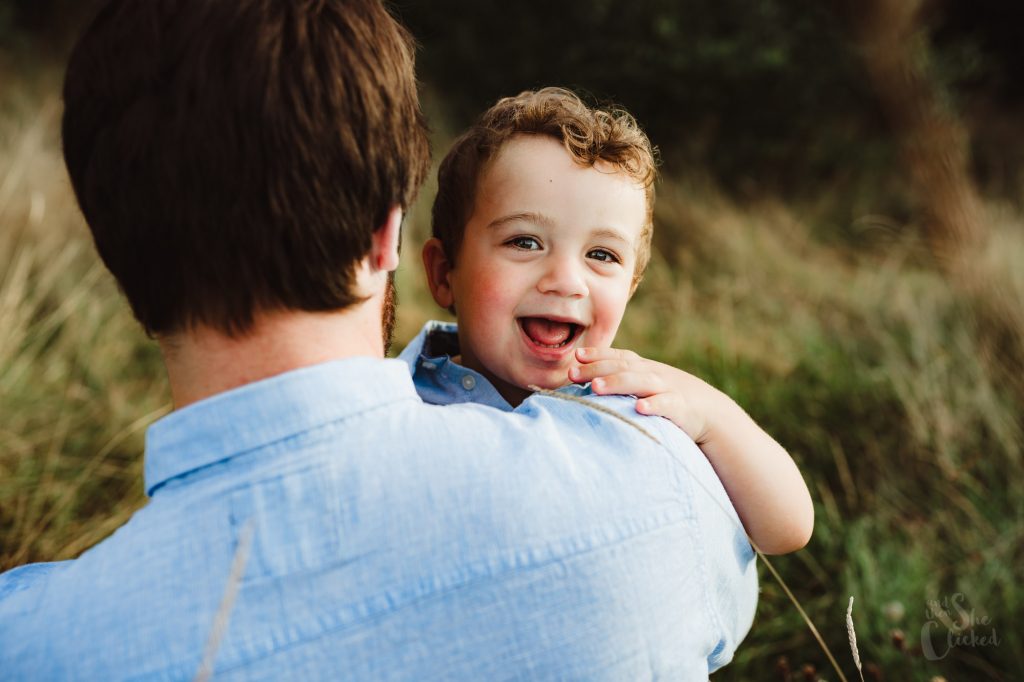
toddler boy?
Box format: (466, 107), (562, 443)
(400, 88), (812, 554)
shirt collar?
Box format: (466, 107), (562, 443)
(398, 320), (513, 410)
(397, 320), (593, 411)
(397, 320), (449, 375)
(143, 357), (418, 496)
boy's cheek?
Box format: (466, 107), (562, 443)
(467, 271), (517, 310)
(452, 264), (502, 304)
(456, 284), (515, 337)
(589, 298), (630, 346)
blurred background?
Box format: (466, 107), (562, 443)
(1, 0), (1021, 679)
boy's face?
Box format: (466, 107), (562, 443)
(427, 134), (647, 405)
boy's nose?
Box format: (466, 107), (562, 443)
(536, 258), (589, 299)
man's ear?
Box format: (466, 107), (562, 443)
(370, 205), (403, 273)
(422, 238), (455, 310)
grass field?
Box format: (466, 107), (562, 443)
(1, 70), (1021, 680)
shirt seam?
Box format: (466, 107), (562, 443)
(644, 414), (727, 668)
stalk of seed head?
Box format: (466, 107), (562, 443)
(847, 596), (865, 682)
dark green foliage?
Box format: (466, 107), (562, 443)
(397, 0), (1024, 206)
(397, 0), (881, 194)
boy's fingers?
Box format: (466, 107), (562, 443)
(569, 358), (641, 382)
(590, 371), (665, 397)
(635, 392), (672, 416)
(635, 393), (699, 439)
(576, 346), (639, 363)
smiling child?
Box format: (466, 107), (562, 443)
(400, 88), (813, 554)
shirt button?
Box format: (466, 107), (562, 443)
(421, 361), (437, 371)
(461, 374), (476, 391)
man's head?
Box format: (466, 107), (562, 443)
(422, 88), (658, 405)
(62, 0), (430, 339)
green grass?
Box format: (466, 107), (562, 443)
(2, 73), (1021, 681)
(621, 188), (1023, 680)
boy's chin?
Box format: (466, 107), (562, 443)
(516, 370), (573, 392)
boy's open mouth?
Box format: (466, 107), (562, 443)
(518, 317), (583, 349)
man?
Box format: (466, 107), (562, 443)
(0, 1), (757, 678)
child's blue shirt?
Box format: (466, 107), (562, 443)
(398, 320), (593, 409)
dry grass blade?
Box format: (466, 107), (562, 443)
(528, 385), (663, 445)
(194, 518), (256, 682)
(847, 596), (866, 682)
(7, 403), (171, 567)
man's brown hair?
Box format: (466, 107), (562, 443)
(432, 87), (657, 291)
(62, 0), (430, 337)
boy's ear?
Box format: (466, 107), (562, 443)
(370, 205), (403, 272)
(422, 238), (455, 310)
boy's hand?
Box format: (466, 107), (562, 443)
(568, 346), (728, 445)
(570, 345), (814, 555)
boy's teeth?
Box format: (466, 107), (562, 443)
(522, 317), (574, 347)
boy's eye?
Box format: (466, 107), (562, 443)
(587, 248), (620, 263)
(506, 236), (542, 251)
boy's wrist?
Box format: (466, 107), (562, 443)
(695, 387), (742, 447)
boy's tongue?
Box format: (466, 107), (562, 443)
(521, 317), (573, 346)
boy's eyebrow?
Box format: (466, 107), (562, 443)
(589, 228), (632, 246)
(487, 214), (634, 246)
(486, 211), (554, 230)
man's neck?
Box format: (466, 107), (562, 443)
(159, 306), (386, 409)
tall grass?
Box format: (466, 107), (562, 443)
(2, 72), (1021, 680)
(0, 74), (169, 568)
(619, 185), (1023, 680)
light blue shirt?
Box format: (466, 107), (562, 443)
(0, 343), (756, 679)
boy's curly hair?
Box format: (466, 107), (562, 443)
(432, 87), (658, 291)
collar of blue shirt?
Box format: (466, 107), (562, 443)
(144, 357), (418, 496)
(397, 320), (592, 411)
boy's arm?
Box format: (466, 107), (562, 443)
(570, 347), (813, 555)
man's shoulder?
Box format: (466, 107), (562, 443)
(405, 388), (655, 446)
(394, 386), (705, 488)
(364, 390), (696, 541)
(0, 560), (70, 665)
(515, 390), (702, 459)
(0, 560), (68, 604)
